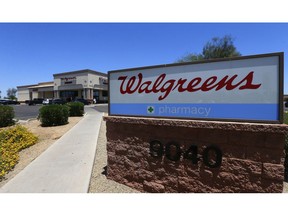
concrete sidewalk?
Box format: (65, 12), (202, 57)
(0, 107), (103, 193)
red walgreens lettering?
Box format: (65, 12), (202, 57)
(118, 71), (261, 101)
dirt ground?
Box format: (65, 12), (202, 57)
(0, 117), (82, 188)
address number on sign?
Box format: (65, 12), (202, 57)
(149, 140), (222, 168)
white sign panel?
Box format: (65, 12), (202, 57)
(109, 53), (283, 123)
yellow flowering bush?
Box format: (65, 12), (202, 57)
(0, 125), (38, 179)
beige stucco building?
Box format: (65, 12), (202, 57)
(17, 69), (108, 103)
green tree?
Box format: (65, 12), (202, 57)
(6, 88), (17, 100)
(176, 35), (241, 62)
(177, 53), (203, 63)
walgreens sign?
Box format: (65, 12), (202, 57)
(109, 53), (283, 123)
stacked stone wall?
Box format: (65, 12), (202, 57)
(105, 116), (287, 192)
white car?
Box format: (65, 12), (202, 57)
(42, 98), (52, 105)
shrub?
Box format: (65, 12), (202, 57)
(284, 113), (288, 182)
(66, 102), (84, 116)
(38, 104), (69, 127)
(285, 135), (288, 182)
(0, 125), (38, 179)
(0, 106), (15, 128)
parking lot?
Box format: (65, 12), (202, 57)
(92, 104), (108, 113)
(12, 104), (41, 120)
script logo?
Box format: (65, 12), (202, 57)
(117, 71), (261, 101)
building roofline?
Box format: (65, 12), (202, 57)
(38, 81), (54, 85)
(17, 81), (54, 89)
(17, 84), (38, 88)
(53, 69), (107, 77)
(28, 84), (54, 89)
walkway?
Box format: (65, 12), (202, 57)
(0, 107), (103, 193)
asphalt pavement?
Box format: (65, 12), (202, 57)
(13, 104), (41, 120)
(92, 104), (108, 113)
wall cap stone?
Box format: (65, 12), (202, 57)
(104, 116), (288, 134)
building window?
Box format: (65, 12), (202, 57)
(93, 90), (99, 97)
(102, 90), (108, 97)
(60, 90), (79, 100)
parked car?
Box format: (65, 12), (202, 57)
(42, 98), (53, 105)
(0, 100), (9, 105)
(51, 98), (66, 105)
(6, 100), (20, 105)
(26, 98), (44, 105)
(74, 98), (90, 105)
(0, 99), (20, 105)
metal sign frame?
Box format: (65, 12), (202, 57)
(108, 52), (284, 124)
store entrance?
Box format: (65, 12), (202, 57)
(60, 90), (79, 102)
(93, 90), (100, 102)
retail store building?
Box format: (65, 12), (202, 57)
(17, 69), (108, 103)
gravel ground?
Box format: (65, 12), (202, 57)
(88, 120), (139, 193)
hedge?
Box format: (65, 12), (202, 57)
(284, 112), (288, 182)
(38, 104), (69, 127)
(285, 135), (288, 182)
(66, 102), (84, 116)
(0, 105), (15, 128)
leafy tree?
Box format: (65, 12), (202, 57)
(6, 88), (17, 100)
(177, 53), (203, 63)
(202, 35), (241, 59)
(176, 35), (241, 62)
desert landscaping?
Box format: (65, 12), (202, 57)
(0, 117), (82, 188)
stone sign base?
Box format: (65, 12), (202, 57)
(104, 116), (288, 193)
